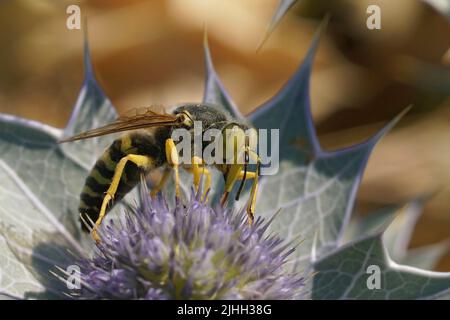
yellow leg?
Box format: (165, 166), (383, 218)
(246, 151), (261, 225)
(190, 156), (203, 191)
(165, 138), (181, 199)
(237, 171), (256, 180)
(220, 164), (243, 206)
(92, 154), (152, 243)
(220, 167), (257, 204)
(150, 168), (171, 197)
(246, 173), (259, 225)
(184, 157), (211, 200)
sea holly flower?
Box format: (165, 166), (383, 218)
(66, 187), (305, 300)
(1, 11), (450, 300)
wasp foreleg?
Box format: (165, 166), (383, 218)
(92, 154), (153, 243)
(219, 169), (257, 224)
(246, 172), (259, 225)
(246, 151), (261, 226)
(221, 164), (243, 201)
(237, 171), (256, 180)
(220, 149), (260, 225)
(220, 164), (243, 212)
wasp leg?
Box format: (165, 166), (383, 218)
(220, 164), (244, 207)
(150, 168), (171, 198)
(220, 148), (260, 225)
(165, 138), (181, 199)
(246, 151), (261, 226)
(219, 169), (257, 220)
(92, 154), (152, 243)
(184, 156), (211, 201)
(191, 156), (204, 191)
(246, 173), (259, 225)
(237, 171), (256, 180)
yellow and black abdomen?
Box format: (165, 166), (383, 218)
(79, 130), (168, 231)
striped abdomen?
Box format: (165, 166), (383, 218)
(79, 130), (167, 231)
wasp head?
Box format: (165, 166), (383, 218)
(221, 123), (259, 202)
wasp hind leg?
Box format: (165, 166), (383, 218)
(92, 154), (153, 243)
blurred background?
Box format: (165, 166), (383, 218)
(0, 0), (449, 269)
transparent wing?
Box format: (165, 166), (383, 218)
(59, 106), (178, 143)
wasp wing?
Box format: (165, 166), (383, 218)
(59, 106), (179, 143)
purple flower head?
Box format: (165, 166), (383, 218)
(70, 186), (305, 299)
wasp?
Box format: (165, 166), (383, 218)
(60, 103), (261, 242)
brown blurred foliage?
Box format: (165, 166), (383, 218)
(0, 0), (449, 269)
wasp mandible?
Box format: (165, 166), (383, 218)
(60, 103), (261, 242)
